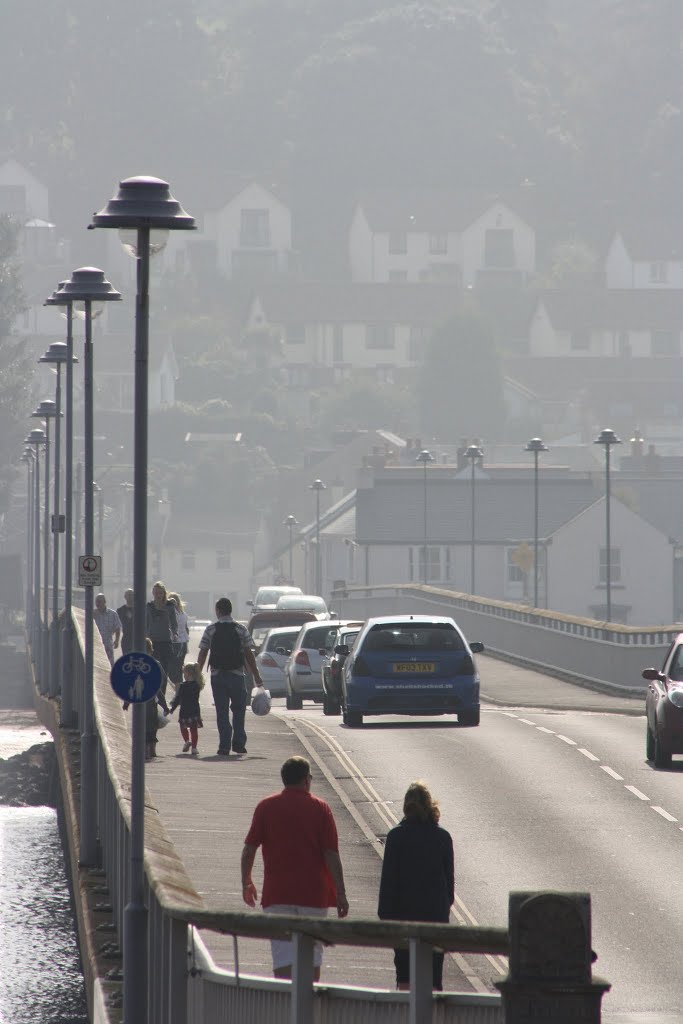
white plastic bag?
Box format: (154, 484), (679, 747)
(251, 687), (272, 716)
(157, 705), (170, 728)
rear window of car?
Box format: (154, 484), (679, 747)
(277, 595), (328, 613)
(266, 631), (299, 652)
(362, 623), (464, 652)
(302, 625), (336, 650)
(256, 587), (300, 605)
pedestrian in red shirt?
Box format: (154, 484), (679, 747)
(241, 755), (349, 980)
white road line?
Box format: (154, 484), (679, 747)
(600, 765), (623, 780)
(624, 786), (650, 801)
(652, 806), (678, 822)
(557, 734), (577, 745)
(518, 718), (536, 725)
(502, 712), (518, 718)
(537, 727), (555, 734)
(578, 748), (599, 761)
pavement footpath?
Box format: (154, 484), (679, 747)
(143, 653), (644, 992)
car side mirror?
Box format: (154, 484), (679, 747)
(329, 612), (338, 619)
(642, 667), (664, 681)
(335, 644), (350, 656)
(469, 641), (484, 654)
(246, 599), (253, 607)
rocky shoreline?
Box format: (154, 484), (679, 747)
(0, 743), (57, 807)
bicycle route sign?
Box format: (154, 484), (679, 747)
(78, 555), (102, 587)
(110, 651), (162, 703)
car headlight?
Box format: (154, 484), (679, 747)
(668, 688), (683, 708)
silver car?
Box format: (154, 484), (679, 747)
(254, 626), (301, 697)
(284, 620), (338, 709)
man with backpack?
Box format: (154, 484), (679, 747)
(197, 597), (264, 756)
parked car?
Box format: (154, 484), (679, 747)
(340, 615), (484, 728)
(247, 585), (302, 615)
(284, 620), (339, 709)
(643, 635), (683, 768)
(321, 623), (364, 716)
(275, 594), (331, 618)
(247, 610), (318, 651)
(254, 626), (302, 697)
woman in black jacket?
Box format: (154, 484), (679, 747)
(145, 580), (178, 693)
(378, 781), (454, 991)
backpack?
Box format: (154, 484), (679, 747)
(209, 621), (244, 671)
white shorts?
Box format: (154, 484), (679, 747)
(266, 904), (329, 970)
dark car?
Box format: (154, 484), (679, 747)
(321, 623), (364, 716)
(643, 635), (683, 767)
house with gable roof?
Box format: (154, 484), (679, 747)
(605, 220), (683, 289)
(349, 188), (536, 287)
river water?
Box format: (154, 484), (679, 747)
(0, 713), (87, 1024)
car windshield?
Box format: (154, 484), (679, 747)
(266, 630), (299, 651)
(276, 595), (327, 612)
(362, 623), (464, 652)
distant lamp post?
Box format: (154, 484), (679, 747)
(25, 428), (46, 667)
(594, 428), (622, 623)
(90, 175), (194, 1024)
(20, 449), (35, 634)
(31, 399), (57, 693)
(525, 438), (548, 608)
(464, 444), (484, 595)
(283, 515), (299, 584)
(415, 449), (435, 584)
(309, 479), (326, 595)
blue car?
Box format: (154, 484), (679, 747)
(340, 615), (483, 728)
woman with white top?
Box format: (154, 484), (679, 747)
(169, 591), (190, 687)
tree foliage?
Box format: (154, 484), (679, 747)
(0, 217), (32, 513)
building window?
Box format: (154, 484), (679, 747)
(366, 324), (395, 349)
(506, 548), (526, 584)
(652, 330), (679, 356)
(181, 549), (196, 571)
(388, 231), (407, 255)
(649, 261), (667, 284)
(409, 546), (451, 583)
(570, 328), (590, 351)
(598, 547), (621, 585)
(484, 228), (514, 268)
(389, 270), (408, 282)
(240, 208), (270, 248)
(429, 234), (448, 255)
(285, 322), (305, 344)
(618, 331), (631, 357)
(216, 549), (230, 570)
(332, 325), (344, 363)
(408, 325), (430, 361)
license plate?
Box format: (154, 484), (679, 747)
(393, 663), (435, 673)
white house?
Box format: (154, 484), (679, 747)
(349, 189), (536, 287)
(605, 223), (683, 289)
(0, 159), (50, 222)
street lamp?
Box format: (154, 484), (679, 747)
(525, 438), (548, 609)
(25, 428), (46, 668)
(415, 449), (435, 584)
(594, 428), (622, 623)
(283, 515), (299, 584)
(20, 449), (35, 633)
(464, 443), (484, 595)
(31, 399), (58, 694)
(90, 175), (194, 1024)
(309, 479), (326, 596)
(52, 268), (121, 867)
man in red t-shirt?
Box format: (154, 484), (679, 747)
(241, 755), (349, 979)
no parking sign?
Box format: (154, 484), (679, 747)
(78, 555), (102, 587)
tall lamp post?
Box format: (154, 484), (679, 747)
(283, 515), (299, 584)
(52, 269), (121, 866)
(25, 428), (46, 666)
(464, 443), (484, 595)
(31, 399), (57, 693)
(594, 428), (622, 623)
(525, 438), (548, 609)
(415, 449), (435, 584)
(20, 449), (35, 632)
(90, 176), (194, 1024)
(309, 479), (326, 596)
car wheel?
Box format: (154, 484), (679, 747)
(646, 722), (655, 761)
(654, 728), (672, 769)
(286, 691), (303, 711)
(343, 709), (363, 728)
(458, 709), (480, 727)
(323, 694), (340, 716)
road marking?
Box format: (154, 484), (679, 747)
(519, 718), (536, 725)
(601, 765), (623, 780)
(557, 734), (577, 745)
(537, 726), (555, 734)
(652, 806), (678, 822)
(578, 748), (599, 761)
(502, 712), (518, 718)
(624, 786), (649, 801)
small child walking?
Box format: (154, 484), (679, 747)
(167, 662), (204, 755)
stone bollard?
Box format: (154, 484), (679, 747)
(495, 892), (610, 1023)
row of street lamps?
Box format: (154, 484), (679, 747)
(417, 430), (621, 616)
(21, 177), (195, 1024)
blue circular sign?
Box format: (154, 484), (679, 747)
(110, 651), (162, 703)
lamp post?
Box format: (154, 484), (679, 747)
(415, 449), (435, 584)
(309, 479), (326, 596)
(44, 288), (80, 725)
(464, 444), (484, 595)
(524, 438), (548, 609)
(20, 449), (34, 632)
(52, 269), (121, 866)
(31, 399), (57, 693)
(91, 175), (194, 1024)
(283, 515), (299, 584)
(25, 428), (46, 666)
(594, 428), (622, 623)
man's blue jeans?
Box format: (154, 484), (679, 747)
(211, 670), (248, 752)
